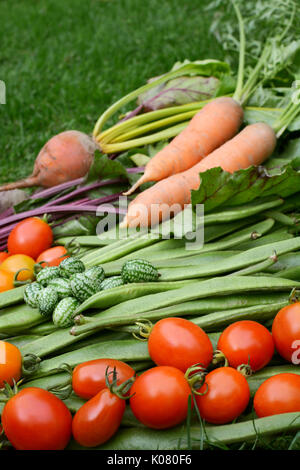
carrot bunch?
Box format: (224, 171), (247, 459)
(120, 0), (299, 228)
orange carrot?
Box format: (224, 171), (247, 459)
(121, 122), (277, 228)
(124, 97), (244, 195)
(0, 131), (98, 191)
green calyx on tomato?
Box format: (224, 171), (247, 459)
(105, 366), (136, 400)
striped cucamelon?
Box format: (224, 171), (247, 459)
(70, 272), (99, 302)
(100, 276), (124, 290)
(24, 282), (43, 308)
(36, 267), (60, 286)
(48, 277), (72, 300)
(121, 259), (159, 283)
(52, 297), (80, 328)
(37, 286), (59, 317)
(59, 257), (85, 278)
(85, 266), (105, 289)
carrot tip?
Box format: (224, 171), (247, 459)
(123, 175), (147, 196)
(119, 216), (129, 228)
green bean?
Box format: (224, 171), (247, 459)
(203, 198), (283, 225)
(25, 339), (150, 377)
(74, 280), (193, 313)
(159, 237), (300, 281)
(101, 219), (274, 273)
(103, 252), (240, 276)
(203, 217), (259, 242)
(274, 266), (300, 281)
(0, 285), (26, 309)
(82, 233), (161, 267)
(25, 322), (58, 336)
(72, 276), (298, 337)
(0, 304), (44, 335)
(235, 228), (293, 251)
(5, 335), (42, 348)
(189, 301), (287, 332)
(230, 256), (277, 277)
(56, 236), (115, 247)
(266, 253), (300, 273)
(67, 412), (300, 450)
(264, 211), (296, 227)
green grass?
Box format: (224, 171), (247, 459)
(0, 0), (225, 184)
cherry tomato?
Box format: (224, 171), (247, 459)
(0, 341), (22, 387)
(36, 246), (69, 267)
(148, 317), (213, 372)
(254, 373), (300, 418)
(217, 320), (274, 372)
(0, 252), (9, 264)
(195, 367), (250, 424)
(0, 254), (35, 281)
(272, 303), (300, 363)
(72, 359), (135, 400)
(130, 366), (192, 429)
(2, 387), (72, 450)
(7, 217), (53, 259)
(0, 270), (15, 293)
(72, 388), (125, 447)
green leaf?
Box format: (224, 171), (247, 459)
(130, 153), (151, 166)
(137, 59), (232, 111)
(191, 160), (300, 212)
(87, 150), (128, 183)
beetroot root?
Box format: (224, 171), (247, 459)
(0, 131), (99, 191)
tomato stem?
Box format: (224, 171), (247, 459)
(132, 319), (153, 341)
(105, 366), (136, 400)
(212, 350), (229, 368)
(22, 353), (41, 376)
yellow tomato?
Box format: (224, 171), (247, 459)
(0, 269), (15, 293)
(1, 254), (35, 282)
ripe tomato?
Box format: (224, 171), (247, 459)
(195, 367), (250, 424)
(2, 387), (72, 450)
(36, 245), (69, 267)
(0, 341), (22, 387)
(217, 320), (274, 372)
(272, 303), (300, 363)
(72, 359), (135, 400)
(0, 270), (14, 293)
(72, 388), (125, 447)
(0, 254), (35, 282)
(7, 217), (53, 259)
(130, 366), (192, 429)
(254, 373), (300, 418)
(0, 252), (9, 264)
(148, 317), (213, 372)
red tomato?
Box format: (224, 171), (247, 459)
(272, 303), (300, 363)
(36, 246), (69, 267)
(2, 387), (72, 450)
(0, 252), (9, 264)
(7, 217), (53, 259)
(195, 367), (250, 424)
(0, 341), (22, 387)
(130, 366), (192, 429)
(72, 388), (125, 447)
(72, 359), (135, 400)
(1, 254), (35, 282)
(0, 270), (15, 293)
(148, 317), (213, 372)
(217, 320), (274, 372)
(254, 373), (300, 418)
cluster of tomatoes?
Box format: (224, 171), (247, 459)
(0, 306), (299, 450)
(0, 217), (69, 293)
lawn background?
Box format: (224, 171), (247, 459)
(0, 0), (227, 184)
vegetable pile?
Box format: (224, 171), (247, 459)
(0, 0), (300, 452)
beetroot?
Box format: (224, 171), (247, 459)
(0, 131), (99, 191)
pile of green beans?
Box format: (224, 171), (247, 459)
(2, 197), (300, 450)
